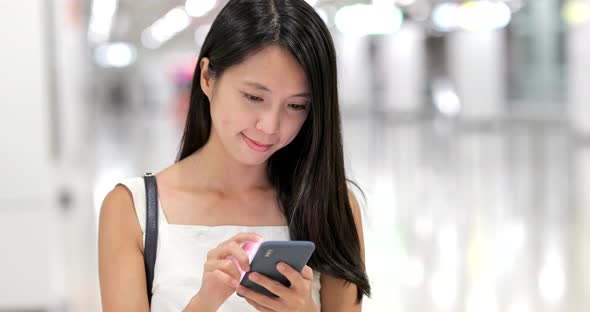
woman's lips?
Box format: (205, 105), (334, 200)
(241, 133), (273, 152)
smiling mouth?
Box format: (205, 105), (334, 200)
(241, 133), (274, 152)
(248, 136), (272, 146)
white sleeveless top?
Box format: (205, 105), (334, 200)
(118, 177), (322, 312)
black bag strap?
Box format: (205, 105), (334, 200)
(143, 172), (159, 305)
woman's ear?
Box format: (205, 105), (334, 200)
(200, 57), (214, 99)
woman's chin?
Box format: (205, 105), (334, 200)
(232, 142), (275, 166)
(241, 156), (270, 167)
(232, 151), (271, 166)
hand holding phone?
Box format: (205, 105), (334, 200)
(238, 240), (315, 298)
(196, 233), (262, 310)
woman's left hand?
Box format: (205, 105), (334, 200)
(236, 263), (318, 312)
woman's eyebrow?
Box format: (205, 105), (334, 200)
(242, 80), (310, 98)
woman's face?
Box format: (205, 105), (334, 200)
(200, 45), (311, 166)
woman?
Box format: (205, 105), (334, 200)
(98, 0), (370, 311)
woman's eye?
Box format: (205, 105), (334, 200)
(243, 93), (263, 102)
(289, 104), (308, 111)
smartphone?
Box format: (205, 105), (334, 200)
(238, 240), (315, 298)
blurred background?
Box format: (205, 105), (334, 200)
(1, 0), (590, 311)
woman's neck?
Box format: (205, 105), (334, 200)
(179, 133), (272, 193)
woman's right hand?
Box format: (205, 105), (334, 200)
(195, 232), (262, 311)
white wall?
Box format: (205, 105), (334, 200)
(0, 0), (62, 309)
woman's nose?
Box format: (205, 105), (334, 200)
(255, 108), (280, 135)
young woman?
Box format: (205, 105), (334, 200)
(98, 0), (370, 311)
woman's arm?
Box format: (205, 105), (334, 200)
(98, 185), (151, 311)
(99, 185), (256, 312)
(319, 189), (366, 311)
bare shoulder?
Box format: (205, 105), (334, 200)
(99, 184), (144, 252)
(98, 184), (150, 310)
(101, 183), (133, 212)
(347, 188), (362, 219)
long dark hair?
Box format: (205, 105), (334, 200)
(177, 0), (370, 302)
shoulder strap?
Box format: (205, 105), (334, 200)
(143, 173), (159, 305)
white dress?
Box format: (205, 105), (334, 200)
(118, 177), (322, 312)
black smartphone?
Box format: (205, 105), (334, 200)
(238, 240), (315, 298)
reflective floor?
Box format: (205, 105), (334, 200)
(84, 102), (589, 311)
(356, 116), (588, 312)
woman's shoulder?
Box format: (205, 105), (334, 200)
(99, 182), (144, 252)
(98, 183), (151, 311)
(101, 180), (142, 218)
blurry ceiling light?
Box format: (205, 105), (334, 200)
(459, 1), (512, 31)
(435, 89), (461, 116)
(195, 24), (213, 47)
(335, 3), (403, 36)
(88, 0), (119, 43)
(142, 7), (191, 49)
(432, 1), (512, 32)
(396, 0), (416, 6)
(89, 17), (113, 43)
(186, 0), (217, 18)
(94, 42), (137, 68)
(562, 0), (590, 25)
(91, 0), (118, 17)
(159, 7), (192, 36)
(432, 3), (460, 32)
(432, 79), (461, 116)
(434, 88), (461, 116)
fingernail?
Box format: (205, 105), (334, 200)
(277, 263), (284, 271)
